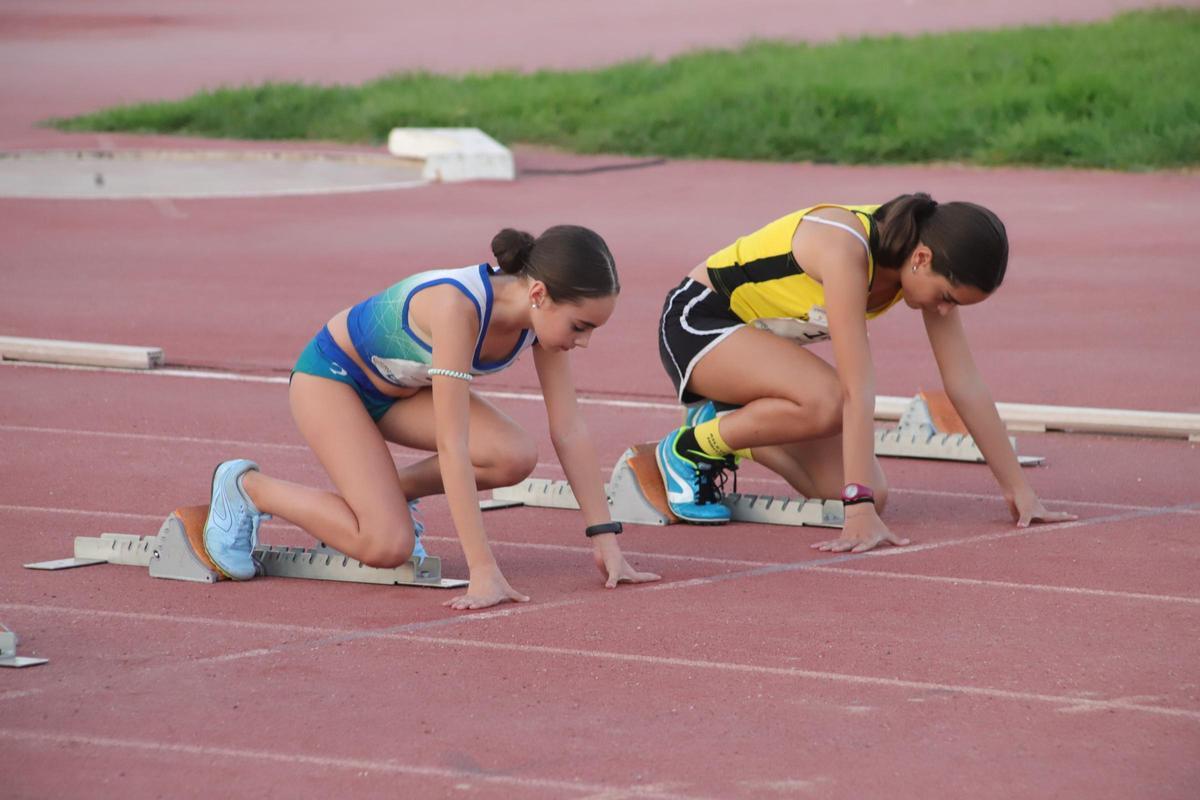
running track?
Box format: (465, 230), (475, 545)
(1, 3), (1197, 798)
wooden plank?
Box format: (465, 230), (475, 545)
(876, 394), (1200, 440)
(0, 336), (163, 369)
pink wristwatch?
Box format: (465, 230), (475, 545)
(841, 483), (875, 506)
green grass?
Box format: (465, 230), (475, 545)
(52, 9), (1200, 170)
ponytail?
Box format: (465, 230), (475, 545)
(491, 228), (536, 275)
(873, 193), (1008, 293)
(491, 224), (619, 301)
(872, 193), (939, 268)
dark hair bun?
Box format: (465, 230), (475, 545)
(491, 228), (535, 274)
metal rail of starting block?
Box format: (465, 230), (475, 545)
(489, 448), (844, 528)
(874, 394), (1044, 466)
(0, 625), (47, 668)
(24, 511), (467, 589)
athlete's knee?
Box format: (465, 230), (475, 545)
(809, 393), (842, 437)
(486, 433), (538, 486)
(781, 391), (840, 438)
(357, 533), (415, 568)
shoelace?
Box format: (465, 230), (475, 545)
(235, 508), (272, 552)
(694, 457), (737, 505)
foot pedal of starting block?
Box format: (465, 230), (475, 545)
(0, 626), (48, 668)
(608, 444), (678, 525)
(875, 390), (1044, 466)
(24, 505), (467, 589)
(487, 444), (844, 528)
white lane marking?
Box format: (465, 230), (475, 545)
(0, 361), (681, 412)
(804, 566), (1200, 605)
(2, 422), (1191, 514)
(391, 634), (1200, 721)
(3, 603), (1197, 722)
(7, 499), (1200, 607)
(0, 729), (707, 799)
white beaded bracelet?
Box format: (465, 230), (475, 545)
(427, 368), (474, 382)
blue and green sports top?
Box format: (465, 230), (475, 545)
(346, 263), (537, 388)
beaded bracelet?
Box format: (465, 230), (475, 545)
(427, 368), (474, 382)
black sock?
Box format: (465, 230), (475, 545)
(674, 427), (720, 462)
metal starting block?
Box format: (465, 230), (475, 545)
(24, 505), (467, 589)
(490, 444), (844, 528)
(0, 625), (48, 668)
(874, 390), (1044, 466)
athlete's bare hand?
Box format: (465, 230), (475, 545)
(591, 534), (661, 588)
(1008, 491), (1077, 528)
(443, 563), (530, 611)
(812, 505), (910, 554)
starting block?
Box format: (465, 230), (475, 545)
(0, 625), (47, 668)
(24, 505), (468, 589)
(875, 391), (1044, 466)
(489, 443), (844, 528)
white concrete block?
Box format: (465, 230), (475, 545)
(387, 127), (514, 182)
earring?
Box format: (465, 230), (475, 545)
(911, 265), (917, 273)
(531, 302), (540, 309)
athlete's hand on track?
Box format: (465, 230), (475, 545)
(591, 534), (661, 588)
(444, 563), (530, 611)
(1008, 491), (1078, 528)
(812, 505), (910, 554)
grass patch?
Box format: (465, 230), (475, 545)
(52, 9), (1200, 170)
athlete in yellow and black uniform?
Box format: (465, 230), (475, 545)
(660, 204), (903, 404)
(654, 193), (1076, 550)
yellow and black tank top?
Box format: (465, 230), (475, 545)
(705, 204), (904, 344)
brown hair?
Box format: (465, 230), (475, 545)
(491, 225), (619, 302)
(873, 193), (1008, 293)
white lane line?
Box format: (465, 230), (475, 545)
(1, 504), (163, 521)
(8, 501), (1200, 606)
(1, 422), (1188, 514)
(392, 634), (1200, 721)
(0, 423), (310, 452)
(0, 689), (43, 701)
(0, 604), (332, 636)
(4, 603), (1197, 722)
(0, 729), (707, 800)
(632, 505), (1197, 598)
(0, 362), (681, 412)
(804, 566), (1200, 606)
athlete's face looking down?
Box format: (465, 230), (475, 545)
(899, 243), (990, 315)
(528, 282), (617, 351)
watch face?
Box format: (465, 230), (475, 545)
(844, 485), (860, 499)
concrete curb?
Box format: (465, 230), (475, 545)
(387, 127), (515, 182)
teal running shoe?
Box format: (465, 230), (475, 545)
(203, 459), (270, 581)
(409, 499), (428, 563)
(655, 428), (732, 524)
(683, 400), (718, 428)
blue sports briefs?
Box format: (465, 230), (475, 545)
(292, 326), (398, 422)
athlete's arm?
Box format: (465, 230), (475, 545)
(427, 287), (529, 608)
(532, 343), (660, 588)
(803, 218), (908, 553)
(923, 306), (1076, 526)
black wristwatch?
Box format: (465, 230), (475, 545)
(585, 521), (623, 537)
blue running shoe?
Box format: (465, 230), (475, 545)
(409, 499), (428, 563)
(203, 459), (269, 581)
(655, 428), (732, 524)
(683, 400), (718, 428)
